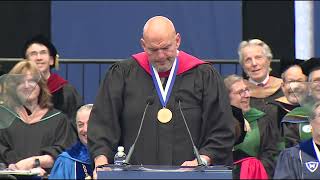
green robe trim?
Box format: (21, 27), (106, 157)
(285, 106), (310, 119)
(234, 108), (265, 157)
(0, 105), (62, 128)
(283, 105), (312, 142)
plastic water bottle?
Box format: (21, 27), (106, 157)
(114, 146), (126, 166)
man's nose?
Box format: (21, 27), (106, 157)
(83, 124), (88, 133)
(35, 53), (42, 60)
(251, 58), (257, 66)
(156, 49), (166, 58)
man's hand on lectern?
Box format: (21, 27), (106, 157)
(181, 155), (211, 166)
(93, 155), (109, 179)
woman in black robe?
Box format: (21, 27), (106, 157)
(224, 74), (279, 179)
(0, 60), (75, 175)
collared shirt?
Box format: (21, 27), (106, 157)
(249, 74), (270, 87)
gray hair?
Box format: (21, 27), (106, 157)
(76, 104), (93, 121)
(238, 39), (273, 65)
(281, 65), (302, 81)
(224, 74), (243, 92)
(308, 67), (320, 82)
(309, 102), (320, 122)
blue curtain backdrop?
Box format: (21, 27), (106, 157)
(51, 1), (242, 103)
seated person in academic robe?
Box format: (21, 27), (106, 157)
(50, 104), (93, 179)
(0, 60), (74, 176)
(281, 58), (320, 148)
(22, 34), (83, 136)
(274, 101), (320, 179)
(89, 16), (235, 178)
(275, 59), (308, 148)
(224, 74), (279, 179)
(272, 58), (306, 126)
(238, 39), (283, 134)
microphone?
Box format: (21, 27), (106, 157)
(123, 96), (154, 165)
(176, 96), (206, 166)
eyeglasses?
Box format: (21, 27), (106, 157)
(233, 88), (250, 97)
(18, 79), (38, 87)
(27, 50), (49, 58)
(284, 80), (305, 86)
(16, 75), (41, 87)
(311, 80), (320, 85)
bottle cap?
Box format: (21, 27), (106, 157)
(118, 146), (124, 152)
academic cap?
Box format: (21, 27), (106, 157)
(22, 34), (60, 70)
(300, 57), (320, 76)
(280, 57), (305, 74)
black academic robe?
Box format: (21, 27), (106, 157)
(244, 76), (283, 130)
(51, 84), (82, 120)
(0, 108), (75, 169)
(274, 139), (320, 179)
(88, 53), (235, 166)
(233, 108), (279, 178)
(48, 73), (83, 136)
(52, 84), (83, 132)
(250, 89), (283, 131)
(244, 77), (283, 176)
(269, 96), (301, 150)
(281, 106), (312, 148)
(270, 96), (299, 129)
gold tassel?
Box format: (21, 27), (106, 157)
(55, 54), (60, 70)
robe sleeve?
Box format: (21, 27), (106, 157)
(259, 116), (281, 178)
(283, 122), (300, 148)
(49, 155), (75, 179)
(273, 147), (301, 179)
(0, 131), (18, 164)
(0, 108), (18, 164)
(62, 84), (83, 133)
(88, 63), (125, 162)
(197, 64), (235, 165)
(63, 84), (83, 117)
(41, 114), (75, 159)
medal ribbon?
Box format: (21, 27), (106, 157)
(150, 58), (179, 107)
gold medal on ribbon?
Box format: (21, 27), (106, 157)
(157, 108), (172, 123)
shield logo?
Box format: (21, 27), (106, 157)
(305, 161), (319, 173)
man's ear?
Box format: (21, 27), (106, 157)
(49, 57), (54, 66)
(140, 38), (146, 51)
(175, 33), (181, 49)
(280, 82), (285, 93)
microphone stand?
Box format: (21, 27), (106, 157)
(123, 97), (153, 166)
(177, 100), (206, 167)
